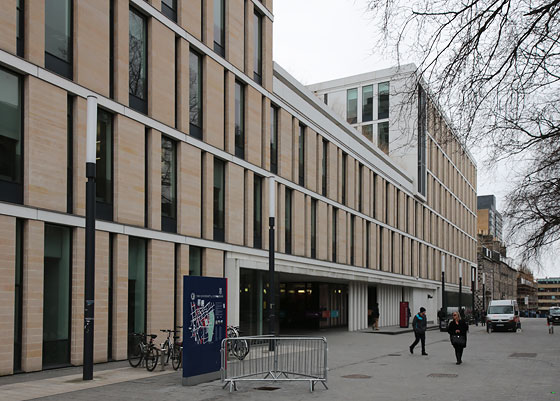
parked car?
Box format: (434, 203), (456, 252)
(486, 300), (520, 332)
(548, 307), (560, 325)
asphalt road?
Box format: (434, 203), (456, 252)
(19, 318), (560, 400)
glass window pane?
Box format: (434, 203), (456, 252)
(189, 246), (202, 276)
(213, 0), (224, 51)
(129, 9), (147, 100)
(322, 139), (327, 196)
(128, 237), (146, 339)
(298, 125), (305, 186)
(378, 122), (389, 154)
(270, 106), (278, 174)
(362, 124), (373, 142)
(213, 159), (225, 239)
(378, 82), (389, 119)
(253, 175), (262, 248)
(43, 224), (71, 367)
(362, 85), (373, 122)
(96, 110), (113, 205)
(285, 189), (292, 254)
(45, 0), (72, 62)
(14, 219), (23, 372)
(0, 69), (22, 184)
(189, 51), (202, 130)
(346, 88), (357, 124)
(253, 12), (262, 79)
(235, 82), (245, 158)
(161, 136), (177, 219)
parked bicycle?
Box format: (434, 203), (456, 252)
(226, 325), (249, 360)
(127, 332), (159, 371)
(159, 327), (183, 371)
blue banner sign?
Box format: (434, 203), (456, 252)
(183, 276), (227, 382)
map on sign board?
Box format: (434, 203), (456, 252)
(190, 296), (217, 344)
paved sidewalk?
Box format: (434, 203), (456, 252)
(1, 318), (558, 401)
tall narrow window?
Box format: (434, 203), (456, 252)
(129, 8), (147, 114)
(378, 82), (389, 119)
(189, 50), (202, 139)
(270, 105), (278, 174)
(109, 0), (115, 99)
(362, 85), (373, 122)
(253, 11), (262, 84)
(321, 139), (327, 196)
(323, 93), (328, 105)
(189, 246), (202, 276)
(161, 0), (177, 22)
(45, 0), (73, 79)
(254, 175), (263, 249)
(13, 219), (23, 372)
(417, 85), (427, 196)
(285, 188), (292, 255)
(16, 0), (24, 57)
(0, 68), (23, 204)
(213, 158), (225, 241)
(234, 81), (245, 159)
(107, 233), (114, 360)
(358, 164), (363, 212)
(378, 122), (389, 155)
(298, 124), (305, 186)
(67, 96), (73, 214)
(346, 88), (357, 124)
(332, 207), (337, 261)
(350, 215), (355, 266)
(43, 224), (72, 368)
(341, 153), (347, 205)
(128, 237), (147, 354)
(311, 199), (317, 259)
(96, 109), (113, 221)
(161, 136), (177, 233)
(213, 0), (225, 56)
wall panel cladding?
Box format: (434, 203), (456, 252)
(246, 87), (262, 165)
(147, 240), (175, 336)
(305, 129), (317, 192)
(0, 216), (16, 375)
(24, 78), (67, 212)
(204, 248), (224, 278)
(149, 19), (175, 126)
(226, 0), (245, 70)
(278, 109), (293, 180)
(94, 231), (110, 363)
(71, 228), (85, 366)
(203, 58), (225, 149)
(293, 191), (306, 256)
(180, 0), (203, 40)
(114, 115), (145, 226)
(178, 142), (202, 237)
(0, 0), (16, 54)
(226, 163), (245, 245)
(75, 0), (110, 97)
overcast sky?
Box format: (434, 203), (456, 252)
(273, 0), (558, 278)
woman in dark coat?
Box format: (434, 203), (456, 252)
(447, 311), (468, 364)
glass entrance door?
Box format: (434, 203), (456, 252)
(43, 224), (72, 368)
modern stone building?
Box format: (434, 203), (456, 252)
(537, 277), (560, 314)
(0, 0), (476, 376)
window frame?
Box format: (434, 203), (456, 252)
(346, 88), (358, 124)
(234, 80), (245, 159)
(270, 105), (278, 174)
(129, 7), (148, 114)
(96, 108), (114, 221)
(213, 158), (226, 242)
(44, 0), (73, 79)
(362, 85), (373, 122)
(161, 0), (177, 22)
(285, 188), (292, 255)
(253, 10), (263, 84)
(213, 0), (225, 56)
(189, 50), (203, 139)
(161, 135), (177, 233)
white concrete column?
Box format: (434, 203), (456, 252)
(348, 282), (368, 331)
(225, 256), (240, 327)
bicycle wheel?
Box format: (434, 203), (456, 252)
(172, 345), (182, 370)
(233, 339), (249, 360)
(128, 343), (143, 368)
(145, 347), (159, 372)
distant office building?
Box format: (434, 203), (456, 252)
(537, 278), (560, 314)
(516, 267), (538, 313)
(477, 195), (503, 242)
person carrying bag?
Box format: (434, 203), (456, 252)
(447, 311), (468, 364)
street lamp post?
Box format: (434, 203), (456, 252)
(440, 254), (446, 331)
(268, 177), (276, 337)
(84, 95), (97, 381)
(471, 266), (476, 321)
(459, 262), (463, 317)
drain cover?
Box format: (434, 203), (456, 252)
(428, 373), (458, 378)
(509, 353), (537, 358)
(342, 374), (372, 379)
(387, 354), (401, 356)
(255, 386), (280, 391)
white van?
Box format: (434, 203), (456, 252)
(486, 300), (520, 332)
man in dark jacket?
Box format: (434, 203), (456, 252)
(409, 307), (428, 355)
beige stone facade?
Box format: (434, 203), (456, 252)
(0, 0), (475, 375)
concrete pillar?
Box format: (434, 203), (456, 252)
(0, 215), (16, 375)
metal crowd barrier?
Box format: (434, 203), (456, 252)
(221, 336), (328, 392)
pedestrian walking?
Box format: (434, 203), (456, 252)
(372, 302), (380, 330)
(447, 311), (468, 364)
(409, 307), (428, 355)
